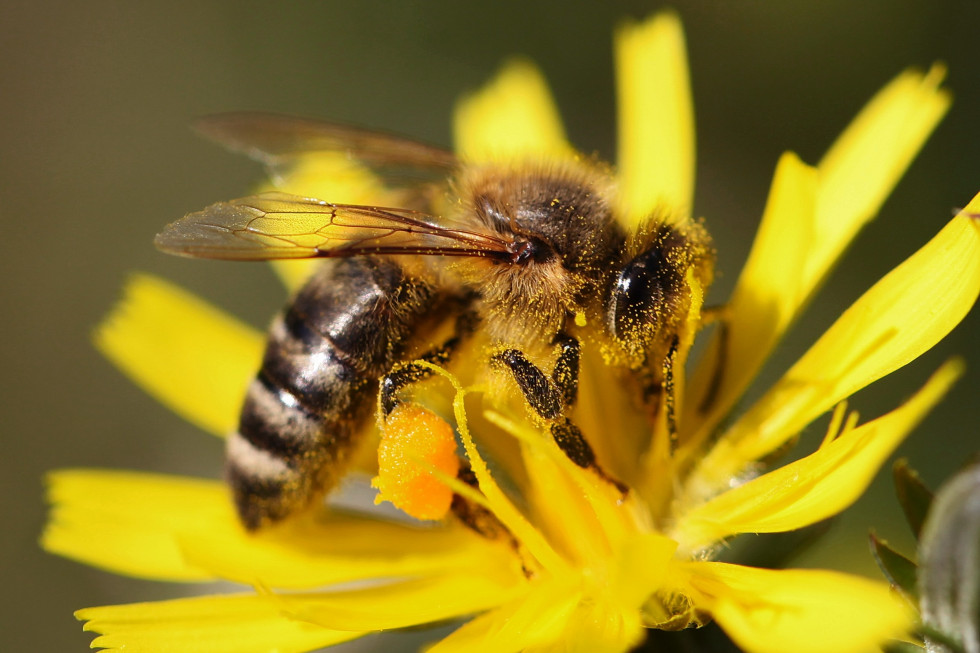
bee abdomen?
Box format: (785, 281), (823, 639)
(226, 257), (434, 529)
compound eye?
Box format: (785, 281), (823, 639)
(610, 247), (676, 344)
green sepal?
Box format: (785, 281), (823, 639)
(869, 531), (919, 599)
(893, 458), (934, 539)
(882, 640), (924, 653)
(917, 460), (980, 653)
(917, 623), (966, 653)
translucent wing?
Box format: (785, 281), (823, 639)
(195, 112), (456, 173)
(155, 192), (516, 261)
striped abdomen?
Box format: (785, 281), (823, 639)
(227, 257), (434, 529)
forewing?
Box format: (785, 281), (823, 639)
(155, 192), (513, 261)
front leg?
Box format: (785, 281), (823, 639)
(490, 348), (564, 420)
(491, 332), (580, 419)
(492, 336), (624, 492)
(551, 333), (579, 408)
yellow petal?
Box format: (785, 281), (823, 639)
(427, 580), (581, 653)
(815, 65), (950, 287)
(676, 360), (962, 551)
(682, 153), (817, 441)
(489, 404), (650, 570)
(519, 432), (616, 565)
(287, 574), (522, 632)
(42, 470), (228, 581)
(260, 151), (391, 291)
(575, 345), (651, 486)
(266, 151), (389, 201)
(687, 562), (914, 653)
(77, 593), (361, 653)
(181, 510), (517, 590)
(692, 205), (980, 496)
(556, 600), (645, 653)
(95, 274), (263, 437)
(549, 534), (675, 653)
(430, 546), (665, 653)
(442, 578), (647, 653)
(268, 259), (319, 294)
(610, 532), (678, 612)
(684, 66), (949, 440)
(43, 468), (513, 589)
(453, 59), (573, 162)
(615, 12), (695, 225)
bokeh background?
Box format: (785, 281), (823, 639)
(2, 1), (978, 650)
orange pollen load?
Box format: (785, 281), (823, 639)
(372, 403), (461, 521)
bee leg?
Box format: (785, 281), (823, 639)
(381, 359), (438, 417)
(637, 336), (682, 450)
(493, 340), (626, 493)
(551, 417), (629, 494)
(663, 335), (679, 449)
(451, 464), (518, 544)
(490, 349), (563, 420)
(491, 331), (580, 416)
(551, 333), (579, 407)
(380, 310), (478, 416)
(450, 463), (533, 574)
(548, 336), (631, 487)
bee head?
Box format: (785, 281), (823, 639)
(609, 245), (681, 349)
(607, 221), (714, 362)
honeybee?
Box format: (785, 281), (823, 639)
(156, 113), (714, 530)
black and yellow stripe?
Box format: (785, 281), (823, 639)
(226, 257), (435, 530)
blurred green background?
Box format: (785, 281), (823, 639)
(2, 1), (977, 650)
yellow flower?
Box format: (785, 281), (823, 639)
(42, 12), (980, 653)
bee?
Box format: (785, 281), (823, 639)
(156, 113), (714, 530)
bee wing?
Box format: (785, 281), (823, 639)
(155, 191), (515, 261)
(194, 112), (456, 179)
